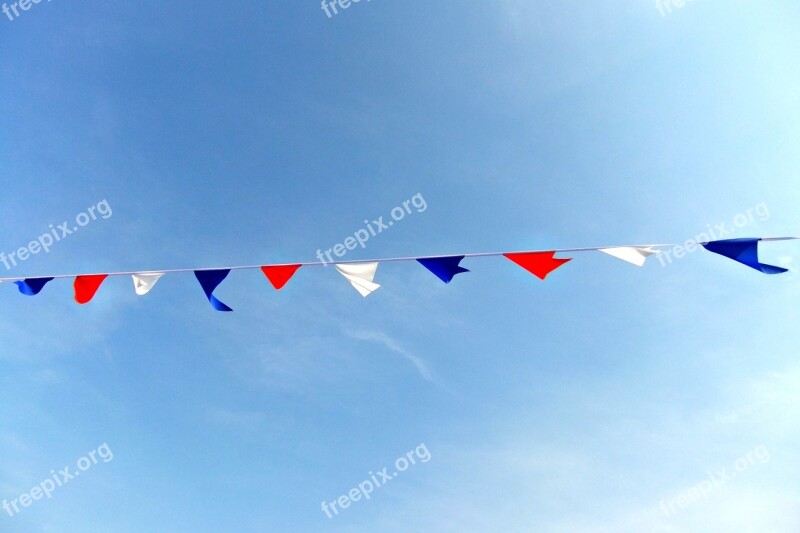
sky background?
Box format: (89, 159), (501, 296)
(1, 1), (799, 531)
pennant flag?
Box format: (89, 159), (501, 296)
(416, 256), (469, 284)
(132, 273), (164, 296)
(74, 275), (108, 304)
(260, 264), (301, 290)
(14, 277), (55, 296)
(702, 238), (788, 274)
(599, 246), (659, 267)
(504, 251), (571, 280)
(194, 269), (234, 311)
(335, 262), (381, 297)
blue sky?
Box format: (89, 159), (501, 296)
(1, 1), (799, 531)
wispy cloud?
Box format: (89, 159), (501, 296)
(345, 329), (436, 383)
(205, 406), (266, 430)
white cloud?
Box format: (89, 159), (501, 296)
(345, 329), (436, 383)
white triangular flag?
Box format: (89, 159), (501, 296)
(335, 262), (381, 297)
(132, 273), (164, 295)
(598, 246), (659, 267)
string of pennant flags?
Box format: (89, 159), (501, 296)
(0, 237), (794, 312)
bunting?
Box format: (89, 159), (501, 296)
(0, 237), (793, 311)
(132, 273), (164, 296)
(504, 251), (571, 280)
(598, 246), (659, 267)
(702, 238), (788, 274)
(261, 264), (302, 290)
(15, 277), (54, 296)
(194, 269), (234, 312)
(74, 274), (108, 304)
(335, 262), (381, 297)
(417, 256), (469, 284)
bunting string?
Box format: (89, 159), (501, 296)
(0, 237), (795, 311)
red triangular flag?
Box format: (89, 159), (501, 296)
(260, 264), (301, 290)
(74, 274), (108, 304)
(504, 251), (571, 280)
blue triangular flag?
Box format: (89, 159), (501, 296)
(417, 256), (470, 284)
(702, 238), (787, 274)
(194, 269), (234, 311)
(15, 277), (55, 295)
